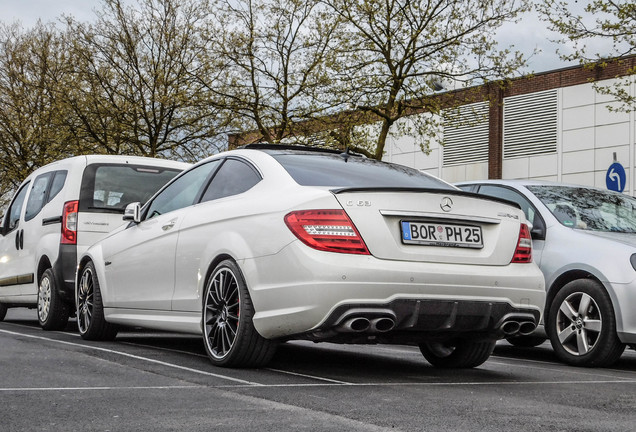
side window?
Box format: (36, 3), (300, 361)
(4, 182), (30, 232)
(200, 159), (261, 203)
(477, 186), (534, 222)
(25, 173), (53, 221)
(145, 160), (221, 219)
(48, 170), (67, 203)
(457, 184), (478, 193)
(477, 185), (545, 238)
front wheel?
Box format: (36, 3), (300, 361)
(77, 262), (118, 341)
(202, 260), (276, 367)
(38, 268), (69, 331)
(547, 279), (625, 367)
(0, 302), (7, 321)
(419, 340), (496, 368)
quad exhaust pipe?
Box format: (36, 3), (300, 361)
(500, 319), (538, 336)
(338, 315), (396, 333)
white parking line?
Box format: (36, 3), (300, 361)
(3, 378), (636, 393)
(265, 368), (352, 384)
(0, 385), (202, 392)
(0, 329), (261, 386)
(120, 339), (355, 384)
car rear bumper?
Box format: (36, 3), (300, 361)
(241, 241), (546, 340)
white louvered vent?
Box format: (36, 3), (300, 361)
(442, 102), (490, 166)
(503, 90), (557, 159)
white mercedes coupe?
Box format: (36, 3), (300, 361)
(76, 145), (545, 368)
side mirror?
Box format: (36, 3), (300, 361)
(123, 202), (141, 223)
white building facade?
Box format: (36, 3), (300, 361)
(382, 60), (636, 195)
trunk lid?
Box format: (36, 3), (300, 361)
(332, 188), (525, 266)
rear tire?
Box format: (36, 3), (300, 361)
(419, 340), (496, 368)
(77, 262), (118, 341)
(547, 279), (625, 367)
(202, 259), (276, 367)
(0, 302), (7, 321)
(38, 268), (69, 331)
(506, 335), (547, 348)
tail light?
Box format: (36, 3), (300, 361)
(511, 223), (532, 263)
(61, 200), (79, 245)
(284, 209), (370, 255)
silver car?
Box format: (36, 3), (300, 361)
(457, 180), (636, 367)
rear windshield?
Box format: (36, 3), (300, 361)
(271, 153), (452, 189)
(80, 164), (182, 213)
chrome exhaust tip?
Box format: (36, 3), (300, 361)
(340, 317), (371, 332)
(370, 317), (396, 333)
(518, 321), (537, 336)
(501, 320), (521, 335)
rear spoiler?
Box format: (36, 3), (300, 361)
(329, 187), (521, 210)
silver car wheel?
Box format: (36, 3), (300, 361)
(77, 266), (95, 335)
(555, 292), (602, 356)
(37, 275), (52, 322)
(204, 267), (240, 360)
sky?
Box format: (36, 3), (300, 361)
(0, 0), (612, 74)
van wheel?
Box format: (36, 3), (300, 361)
(202, 259), (276, 367)
(0, 303), (7, 321)
(38, 268), (69, 331)
(419, 340), (496, 368)
(77, 261), (118, 341)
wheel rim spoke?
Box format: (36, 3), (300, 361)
(577, 329), (590, 355)
(578, 293), (592, 319)
(584, 318), (602, 333)
(558, 325), (576, 345)
(559, 300), (577, 321)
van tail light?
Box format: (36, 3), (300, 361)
(511, 223), (532, 263)
(61, 200), (79, 245)
(284, 209), (370, 255)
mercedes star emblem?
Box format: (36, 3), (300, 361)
(440, 197), (453, 212)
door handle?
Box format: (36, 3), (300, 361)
(14, 229), (24, 250)
(161, 221), (176, 231)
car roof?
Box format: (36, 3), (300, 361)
(31, 154), (190, 174)
(456, 179), (613, 193)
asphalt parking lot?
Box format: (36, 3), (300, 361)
(2, 308), (635, 432)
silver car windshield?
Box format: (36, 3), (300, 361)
(527, 185), (636, 233)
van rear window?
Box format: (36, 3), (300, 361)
(80, 164), (181, 213)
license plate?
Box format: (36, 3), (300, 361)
(401, 221), (483, 248)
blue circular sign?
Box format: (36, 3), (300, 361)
(606, 162), (626, 192)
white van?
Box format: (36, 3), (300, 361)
(0, 155), (189, 329)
